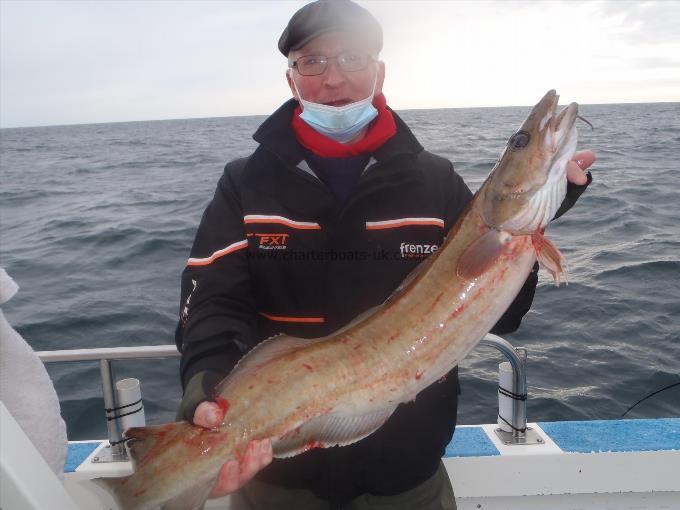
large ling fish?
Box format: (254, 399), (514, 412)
(97, 89), (580, 509)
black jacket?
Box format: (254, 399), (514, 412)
(175, 99), (587, 504)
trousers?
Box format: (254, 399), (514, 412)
(231, 462), (457, 510)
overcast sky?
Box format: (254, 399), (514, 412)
(1, 0), (679, 128)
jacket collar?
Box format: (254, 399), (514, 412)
(252, 98), (424, 166)
(248, 100), (426, 218)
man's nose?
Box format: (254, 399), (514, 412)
(323, 59), (346, 87)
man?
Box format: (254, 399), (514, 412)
(175, 1), (595, 508)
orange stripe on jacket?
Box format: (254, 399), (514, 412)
(244, 214), (321, 230)
(365, 218), (445, 230)
(187, 240), (248, 267)
(259, 312), (325, 324)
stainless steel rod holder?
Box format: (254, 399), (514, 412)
(99, 359), (127, 460)
(479, 334), (527, 439)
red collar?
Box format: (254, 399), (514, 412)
(291, 93), (397, 158)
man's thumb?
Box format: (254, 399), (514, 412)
(195, 401), (224, 428)
(205, 403), (224, 427)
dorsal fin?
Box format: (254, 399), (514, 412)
(332, 250), (438, 338)
(215, 335), (326, 394)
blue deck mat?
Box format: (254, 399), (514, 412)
(65, 442), (102, 472)
(444, 426), (499, 457)
(538, 418), (680, 453)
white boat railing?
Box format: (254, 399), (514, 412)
(36, 345), (180, 461)
(35, 334), (535, 463)
(36, 344), (180, 362)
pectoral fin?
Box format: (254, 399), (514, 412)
(457, 229), (513, 279)
(532, 230), (567, 285)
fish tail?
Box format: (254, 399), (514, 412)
(125, 421), (189, 466)
(92, 475), (137, 510)
(92, 422), (194, 510)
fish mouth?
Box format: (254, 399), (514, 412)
(546, 101), (579, 184)
(487, 90), (580, 234)
(543, 96), (578, 158)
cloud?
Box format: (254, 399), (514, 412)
(1, 0), (678, 128)
(597, 0), (680, 44)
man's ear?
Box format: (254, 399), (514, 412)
(286, 69), (298, 99)
(375, 61), (386, 97)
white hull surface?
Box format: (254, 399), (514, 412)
(60, 418), (680, 510)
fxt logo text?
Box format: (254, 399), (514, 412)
(252, 233), (289, 250)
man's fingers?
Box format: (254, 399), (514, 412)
(261, 439), (273, 464)
(567, 150), (596, 185)
(207, 439), (274, 499)
(572, 150), (596, 171)
(237, 441), (261, 482)
(566, 161), (588, 185)
(238, 439), (273, 483)
(193, 401), (224, 429)
(210, 460), (240, 498)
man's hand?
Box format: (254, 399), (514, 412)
(193, 401), (273, 498)
(567, 150), (596, 185)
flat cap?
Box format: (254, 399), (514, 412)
(279, 0), (383, 56)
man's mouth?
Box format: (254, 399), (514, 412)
(324, 99), (352, 107)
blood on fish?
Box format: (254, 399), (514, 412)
(388, 333), (398, 343)
(303, 363), (314, 371)
(216, 397), (230, 415)
(415, 370), (424, 380)
(445, 303), (467, 322)
(432, 291), (444, 306)
(184, 429), (222, 455)
(306, 440), (325, 450)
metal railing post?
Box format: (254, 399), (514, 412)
(99, 359), (127, 461)
(478, 334), (544, 445)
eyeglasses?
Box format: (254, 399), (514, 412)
(290, 51), (375, 76)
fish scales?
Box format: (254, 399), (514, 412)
(97, 89), (579, 510)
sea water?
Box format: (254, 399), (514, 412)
(1, 102), (678, 439)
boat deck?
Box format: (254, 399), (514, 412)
(62, 418), (680, 509)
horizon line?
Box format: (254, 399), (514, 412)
(2, 99), (677, 130)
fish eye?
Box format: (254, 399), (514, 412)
(508, 131), (530, 151)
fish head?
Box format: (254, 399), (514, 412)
(482, 89), (579, 234)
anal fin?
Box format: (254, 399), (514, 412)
(273, 406), (397, 458)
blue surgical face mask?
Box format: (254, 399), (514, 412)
(293, 75), (378, 144)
